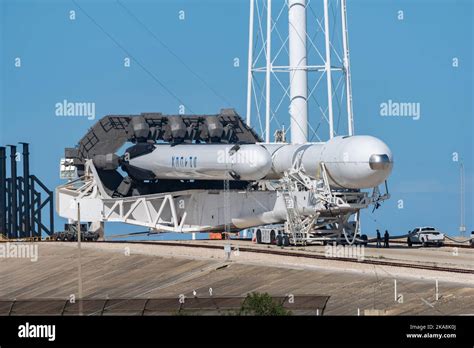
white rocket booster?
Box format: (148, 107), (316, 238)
(128, 135), (393, 189)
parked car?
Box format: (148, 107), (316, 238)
(407, 227), (445, 247)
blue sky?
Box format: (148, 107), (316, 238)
(0, 0), (472, 237)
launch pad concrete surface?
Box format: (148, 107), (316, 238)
(154, 239), (474, 271)
(0, 242), (473, 315)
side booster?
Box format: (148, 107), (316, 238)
(126, 135), (393, 190)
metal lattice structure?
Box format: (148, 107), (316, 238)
(0, 143), (54, 239)
(246, 0), (354, 143)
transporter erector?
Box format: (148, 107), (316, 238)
(56, 0), (393, 245)
(56, 109), (392, 245)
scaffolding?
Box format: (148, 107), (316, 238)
(0, 143), (54, 239)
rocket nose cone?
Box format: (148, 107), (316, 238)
(369, 154), (393, 171)
(357, 136), (393, 187)
(365, 137), (394, 178)
(322, 135), (393, 189)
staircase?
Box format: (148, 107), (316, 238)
(281, 178), (306, 245)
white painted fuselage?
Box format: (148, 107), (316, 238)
(128, 135), (393, 189)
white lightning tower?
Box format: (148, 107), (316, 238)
(246, 0), (355, 143)
(288, 0), (308, 143)
(340, 0), (354, 135)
